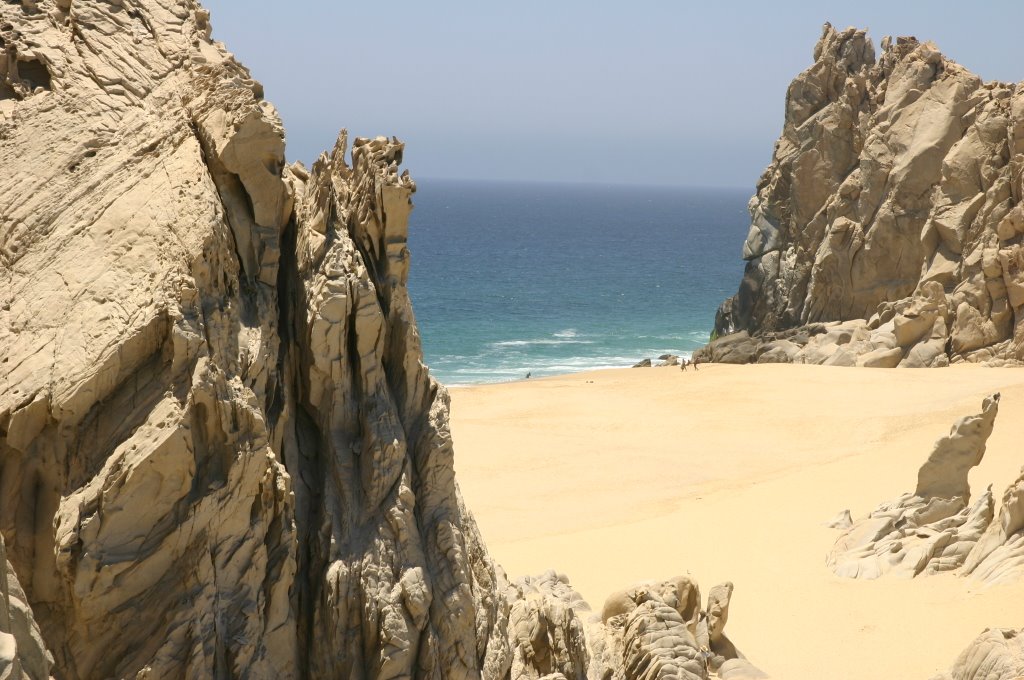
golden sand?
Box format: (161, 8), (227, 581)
(450, 364), (1024, 680)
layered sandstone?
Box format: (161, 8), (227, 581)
(704, 23), (1024, 368)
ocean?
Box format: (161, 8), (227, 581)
(406, 179), (751, 385)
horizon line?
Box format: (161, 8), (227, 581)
(411, 175), (751, 192)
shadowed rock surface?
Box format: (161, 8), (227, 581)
(702, 23), (1024, 368)
(506, 572), (590, 680)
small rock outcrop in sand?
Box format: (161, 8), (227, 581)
(501, 572), (769, 679)
(701, 22), (1024, 368)
(828, 393), (1024, 585)
(591, 575), (707, 679)
(828, 394), (999, 578)
(604, 576), (768, 679)
(930, 628), (1024, 680)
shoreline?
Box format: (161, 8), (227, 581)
(450, 363), (1024, 679)
(438, 358), (696, 388)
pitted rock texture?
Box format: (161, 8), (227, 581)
(0, 1), (508, 678)
(929, 628), (1024, 680)
(706, 22), (1024, 368)
(828, 394), (1008, 579)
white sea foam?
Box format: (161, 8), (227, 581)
(489, 338), (594, 348)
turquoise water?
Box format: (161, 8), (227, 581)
(406, 179), (750, 385)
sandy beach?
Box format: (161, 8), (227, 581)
(450, 364), (1024, 680)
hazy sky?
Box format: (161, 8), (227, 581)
(203, 1), (1023, 188)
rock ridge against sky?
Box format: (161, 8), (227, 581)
(705, 23), (1024, 370)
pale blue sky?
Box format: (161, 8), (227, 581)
(202, 1), (1023, 188)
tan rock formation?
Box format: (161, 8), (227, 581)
(705, 23), (1024, 368)
(929, 628), (1024, 680)
(0, 1), (507, 677)
(499, 572), (768, 680)
(828, 394), (999, 578)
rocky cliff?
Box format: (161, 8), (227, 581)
(0, 0), (508, 677)
(704, 23), (1024, 368)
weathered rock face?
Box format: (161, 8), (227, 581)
(827, 394), (1024, 581)
(0, 1), (507, 678)
(497, 570), (770, 680)
(290, 133), (511, 679)
(709, 23), (1024, 368)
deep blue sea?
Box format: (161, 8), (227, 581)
(406, 179), (750, 385)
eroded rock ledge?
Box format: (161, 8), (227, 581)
(702, 23), (1024, 368)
